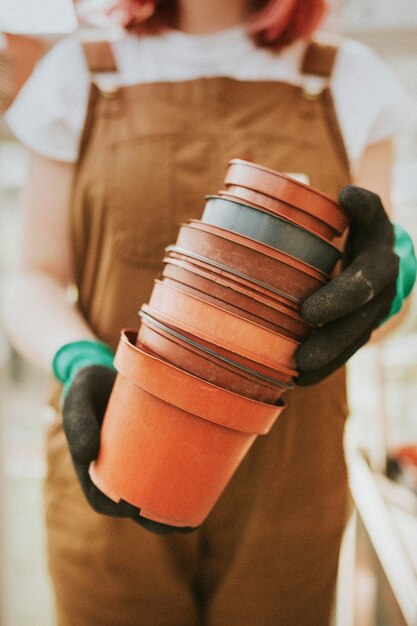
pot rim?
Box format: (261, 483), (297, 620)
(165, 248), (302, 310)
(116, 329), (285, 434)
(228, 159), (340, 205)
(139, 310), (293, 388)
(141, 301), (299, 375)
(202, 196), (341, 275)
(205, 194), (341, 253)
(162, 256), (308, 324)
(218, 189), (337, 239)
(138, 318), (289, 402)
(161, 275), (304, 340)
(141, 306), (298, 380)
(149, 278), (301, 355)
(225, 159), (349, 233)
(187, 221), (330, 281)
(166, 245), (304, 305)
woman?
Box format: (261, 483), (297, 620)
(3, 0), (416, 624)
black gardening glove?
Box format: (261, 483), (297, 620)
(295, 186), (399, 386)
(62, 365), (195, 534)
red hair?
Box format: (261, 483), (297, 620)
(111, 0), (328, 50)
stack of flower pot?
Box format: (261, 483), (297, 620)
(89, 159), (349, 528)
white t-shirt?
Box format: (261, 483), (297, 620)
(5, 24), (417, 173)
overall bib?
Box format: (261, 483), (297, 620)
(46, 39), (350, 626)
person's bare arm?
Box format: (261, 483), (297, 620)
(2, 150), (96, 371)
(353, 138), (411, 340)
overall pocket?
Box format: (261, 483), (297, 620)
(107, 135), (174, 267)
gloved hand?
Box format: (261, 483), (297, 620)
(295, 185), (399, 386)
(54, 342), (195, 534)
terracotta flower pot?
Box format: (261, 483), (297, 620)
(162, 261), (310, 340)
(219, 187), (337, 240)
(161, 275), (301, 340)
(173, 222), (328, 303)
(224, 159), (348, 235)
(146, 280), (300, 370)
(89, 330), (286, 527)
(139, 310), (294, 387)
(165, 248), (301, 312)
(202, 196), (341, 274)
(163, 254), (302, 313)
(138, 312), (287, 402)
(140, 308), (297, 385)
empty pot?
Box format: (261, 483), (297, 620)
(224, 159), (348, 235)
(219, 186), (337, 240)
(140, 307), (297, 385)
(138, 312), (288, 402)
(145, 280), (301, 370)
(164, 249), (302, 312)
(202, 195), (341, 274)
(89, 330), (286, 527)
(162, 260), (310, 340)
(173, 222), (328, 303)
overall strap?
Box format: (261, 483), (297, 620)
(80, 36), (121, 99)
(300, 36), (340, 99)
(301, 39), (339, 77)
(82, 40), (118, 74)
(299, 35), (351, 182)
(0, 50), (12, 111)
(76, 37), (122, 166)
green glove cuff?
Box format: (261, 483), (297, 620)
(384, 223), (417, 322)
(52, 340), (115, 397)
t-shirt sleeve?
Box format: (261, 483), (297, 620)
(331, 38), (417, 170)
(4, 36), (90, 162)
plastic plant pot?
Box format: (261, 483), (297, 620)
(138, 313), (288, 402)
(139, 310), (294, 388)
(89, 330), (286, 527)
(185, 218), (332, 280)
(161, 274), (300, 339)
(163, 254), (302, 314)
(161, 271), (308, 341)
(173, 222), (328, 303)
(202, 196), (341, 274)
(140, 308), (297, 384)
(145, 280), (301, 370)
(219, 186), (338, 240)
(224, 159), (348, 235)
(162, 259), (310, 339)
(146, 279), (301, 369)
(165, 249), (301, 312)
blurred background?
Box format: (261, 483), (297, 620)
(0, 1), (417, 624)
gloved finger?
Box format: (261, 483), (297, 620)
(74, 461), (140, 516)
(338, 185), (393, 233)
(62, 366), (115, 464)
(296, 326), (372, 386)
(72, 365), (116, 425)
(296, 283), (395, 372)
(132, 516), (197, 535)
(130, 517), (179, 535)
(63, 397), (101, 464)
(301, 250), (398, 325)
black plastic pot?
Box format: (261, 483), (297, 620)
(202, 196), (341, 275)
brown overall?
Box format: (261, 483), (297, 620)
(46, 38), (351, 626)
